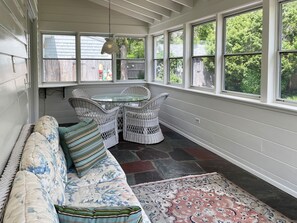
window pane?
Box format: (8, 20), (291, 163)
(280, 53), (297, 101)
(225, 9), (262, 54)
(154, 59), (164, 82)
(43, 59), (76, 82)
(224, 54), (261, 95)
(116, 37), (145, 59)
(193, 21), (216, 56)
(169, 58), (183, 84)
(81, 60), (112, 81)
(81, 36), (111, 59)
(169, 30), (183, 57)
(116, 60), (145, 80)
(43, 35), (75, 59)
(154, 35), (164, 59)
(281, 0), (297, 51)
(192, 57), (215, 88)
(43, 34), (76, 82)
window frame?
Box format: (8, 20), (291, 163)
(276, 0), (297, 105)
(153, 34), (165, 83)
(115, 36), (146, 82)
(41, 32), (77, 84)
(191, 19), (216, 91)
(222, 7), (263, 99)
(79, 34), (113, 83)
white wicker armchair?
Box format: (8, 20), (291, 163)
(68, 97), (120, 149)
(121, 85), (151, 105)
(123, 93), (169, 144)
(72, 89), (90, 98)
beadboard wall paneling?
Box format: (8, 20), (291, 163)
(0, 2), (29, 174)
(149, 84), (297, 197)
(38, 0), (148, 34)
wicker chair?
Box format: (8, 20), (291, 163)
(123, 93), (169, 144)
(72, 89), (90, 98)
(68, 97), (120, 149)
(121, 85), (151, 105)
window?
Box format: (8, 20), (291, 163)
(223, 8), (263, 96)
(278, 0), (297, 102)
(169, 29), (183, 84)
(153, 35), (164, 82)
(192, 21), (216, 89)
(116, 37), (145, 81)
(42, 34), (76, 82)
(80, 36), (112, 82)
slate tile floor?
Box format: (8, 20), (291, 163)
(109, 125), (297, 220)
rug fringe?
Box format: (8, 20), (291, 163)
(131, 172), (218, 188)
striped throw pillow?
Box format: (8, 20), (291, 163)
(64, 119), (107, 177)
(55, 205), (143, 223)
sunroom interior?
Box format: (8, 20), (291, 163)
(1, 0), (297, 221)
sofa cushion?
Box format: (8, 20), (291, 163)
(4, 171), (59, 223)
(55, 205), (142, 223)
(20, 132), (65, 205)
(34, 115), (59, 153)
(58, 119), (92, 169)
(66, 151), (126, 186)
(64, 119), (107, 177)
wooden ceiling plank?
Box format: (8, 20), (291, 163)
(89, 0), (154, 24)
(124, 0), (171, 17)
(110, 0), (162, 21)
(172, 0), (193, 8)
(147, 0), (182, 13)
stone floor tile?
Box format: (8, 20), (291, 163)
(169, 148), (196, 161)
(134, 171), (163, 185)
(126, 174), (136, 186)
(154, 159), (206, 179)
(184, 147), (223, 160)
(136, 148), (169, 160)
(109, 149), (139, 164)
(121, 160), (155, 174)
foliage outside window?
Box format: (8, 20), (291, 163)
(80, 36), (112, 82)
(192, 21), (216, 89)
(169, 30), (183, 84)
(224, 8), (263, 96)
(153, 35), (164, 82)
(42, 34), (76, 82)
(279, 0), (297, 102)
(116, 37), (145, 81)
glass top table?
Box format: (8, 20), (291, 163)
(91, 93), (148, 103)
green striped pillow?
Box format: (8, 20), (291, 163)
(64, 119), (107, 177)
(55, 205), (143, 223)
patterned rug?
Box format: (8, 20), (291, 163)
(131, 172), (295, 223)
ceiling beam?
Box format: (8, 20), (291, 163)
(147, 0), (182, 13)
(109, 0), (162, 21)
(89, 0), (154, 24)
(124, 0), (171, 17)
(172, 0), (193, 8)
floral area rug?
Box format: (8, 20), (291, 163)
(131, 172), (295, 223)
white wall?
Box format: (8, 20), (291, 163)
(38, 0), (148, 35)
(0, 0), (31, 174)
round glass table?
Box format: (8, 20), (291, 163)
(91, 93), (148, 103)
(91, 93), (149, 132)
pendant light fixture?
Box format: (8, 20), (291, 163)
(101, 0), (119, 54)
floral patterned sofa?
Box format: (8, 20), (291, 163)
(3, 116), (150, 222)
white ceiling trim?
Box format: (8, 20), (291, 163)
(89, 0), (155, 24)
(88, 0), (196, 25)
(147, 0), (182, 13)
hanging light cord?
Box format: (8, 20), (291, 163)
(109, 0), (111, 38)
